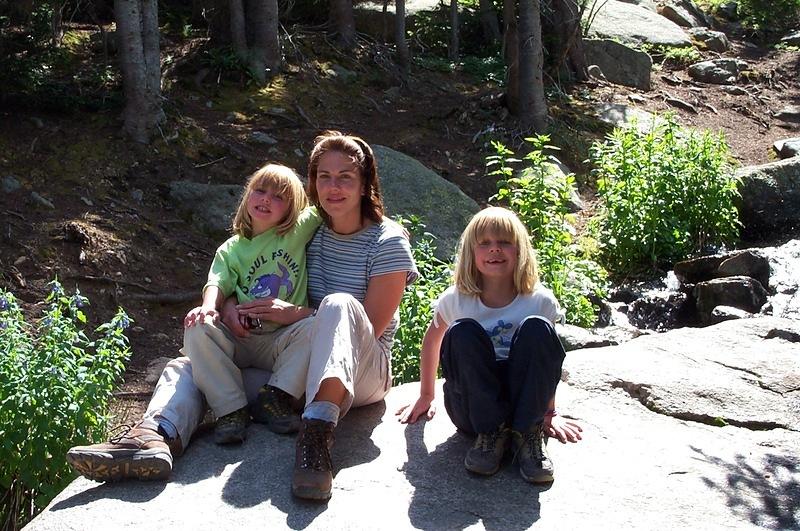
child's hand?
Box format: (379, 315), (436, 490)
(544, 414), (583, 443)
(395, 395), (435, 424)
(220, 298), (249, 338)
(184, 306), (218, 328)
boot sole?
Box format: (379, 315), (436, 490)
(67, 448), (172, 482)
(292, 484), (332, 501)
(519, 468), (554, 484)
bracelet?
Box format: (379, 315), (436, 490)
(544, 409), (558, 417)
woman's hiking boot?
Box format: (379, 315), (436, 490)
(251, 385), (302, 434)
(214, 407), (249, 444)
(513, 424), (554, 483)
(66, 424), (175, 482)
(292, 419), (335, 500)
(464, 423), (510, 476)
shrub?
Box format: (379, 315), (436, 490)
(393, 217), (452, 385)
(590, 114), (740, 274)
(0, 281), (131, 530)
(489, 136), (608, 327)
(737, 0), (800, 34)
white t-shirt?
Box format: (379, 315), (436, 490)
(434, 285), (565, 360)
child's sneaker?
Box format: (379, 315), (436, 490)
(251, 385), (302, 434)
(214, 407), (249, 444)
(513, 424), (554, 483)
(464, 423), (510, 476)
(66, 424), (173, 482)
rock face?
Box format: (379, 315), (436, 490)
(658, 0), (710, 27)
(694, 276), (769, 323)
(169, 147), (480, 259)
(29, 318), (800, 530)
(583, 38), (653, 90)
(737, 157), (800, 237)
(688, 58), (748, 84)
(584, 0), (692, 47)
(773, 138), (800, 159)
(373, 145), (479, 259)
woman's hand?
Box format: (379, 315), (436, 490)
(220, 296), (250, 338)
(183, 306), (218, 328)
(544, 414), (583, 443)
(395, 395), (436, 424)
(237, 297), (310, 326)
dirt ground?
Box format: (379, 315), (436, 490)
(1, 28), (798, 427)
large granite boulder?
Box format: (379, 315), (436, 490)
(584, 0), (692, 47)
(29, 318), (800, 529)
(169, 147), (479, 260)
(658, 0), (710, 27)
(736, 157), (800, 237)
(583, 38), (653, 90)
(693, 275), (769, 322)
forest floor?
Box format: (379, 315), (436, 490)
(1, 25), (798, 428)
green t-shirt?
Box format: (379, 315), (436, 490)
(204, 207), (322, 331)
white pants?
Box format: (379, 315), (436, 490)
(143, 293), (391, 446)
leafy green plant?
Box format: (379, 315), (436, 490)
(590, 114), (740, 274)
(489, 136), (608, 327)
(0, 281), (131, 530)
(641, 43), (701, 67)
(393, 216), (452, 385)
(737, 0), (800, 34)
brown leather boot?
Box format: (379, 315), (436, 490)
(66, 424), (173, 482)
(291, 419), (335, 500)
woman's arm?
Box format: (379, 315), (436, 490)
(396, 317), (447, 423)
(363, 271), (408, 338)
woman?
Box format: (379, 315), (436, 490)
(67, 131), (418, 502)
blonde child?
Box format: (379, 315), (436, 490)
(397, 207), (582, 482)
(183, 163), (321, 444)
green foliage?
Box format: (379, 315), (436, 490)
(0, 281), (131, 529)
(641, 43), (702, 67)
(393, 217), (452, 385)
(590, 114), (741, 274)
(410, 0), (502, 58)
(737, 0), (800, 33)
(489, 136), (608, 327)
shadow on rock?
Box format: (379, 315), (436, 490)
(402, 422), (543, 531)
(692, 446), (799, 529)
(51, 480), (167, 511)
(217, 400), (385, 529)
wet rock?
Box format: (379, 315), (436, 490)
(687, 28), (730, 52)
(717, 250), (770, 291)
(628, 292), (689, 331)
(583, 38), (652, 90)
(773, 138), (800, 159)
(694, 276), (768, 323)
(688, 58), (748, 84)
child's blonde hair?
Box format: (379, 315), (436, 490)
(453, 207), (539, 295)
(232, 164), (307, 238)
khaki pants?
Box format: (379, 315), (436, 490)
(183, 318), (314, 417)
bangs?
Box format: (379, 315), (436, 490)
(470, 214), (518, 244)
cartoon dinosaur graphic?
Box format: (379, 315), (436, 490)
(250, 263), (294, 298)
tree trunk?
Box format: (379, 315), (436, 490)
(478, 0), (501, 45)
(517, 0), (547, 131)
(502, 0), (518, 114)
(247, 0), (281, 83)
(448, 0), (459, 62)
(229, 0), (247, 61)
(547, 0), (587, 82)
(330, 0), (356, 48)
(395, 0), (409, 73)
(114, 0), (163, 143)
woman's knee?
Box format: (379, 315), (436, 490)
(319, 292), (359, 311)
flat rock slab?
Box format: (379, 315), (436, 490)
(29, 318), (800, 530)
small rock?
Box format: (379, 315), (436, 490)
(383, 86), (402, 101)
(329, 64), (357, 82)
(14, 256), (27, 266)
(268, 107), (286, 114)
(774, 106), (800, 123)
(30, 191), (55, 209)
(628, 94), (647, 103)
(205, 101), (213, 108)
(131, 189), (144, 203)
(146, 356), (175, 386)
(709, 305), (752, 324)
(80, 196), (93, 206)
(780, 29), (800, 47)
(688, 58), (747, 84)
(30, 117), (44, 128)
(153, 333), (170, 343)
(250, 132), (278, 145)
(588, 64), (607, 81)
(131, 326), (145, 333)
(717, 2), (737, 20)
(688, 27), (730, 52)
(665, 97), (698, 113)
(1, 175), (21, 193)
(721, 85), (747, 95)
(773, 138), (800, 159)
(294, 148), (304, 158)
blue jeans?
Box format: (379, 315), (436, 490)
(440, 316), (565, 434)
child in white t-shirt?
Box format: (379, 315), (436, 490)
(398, 207), (582, 483)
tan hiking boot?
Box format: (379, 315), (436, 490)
(292, 419), (335, 500)
(66, 424), (173, 482)
(464, 423), (510, 476)
(513, 424), (554, 483)
(251, 385), (302, 434)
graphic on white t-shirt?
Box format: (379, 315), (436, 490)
(486, 319), (514, 349)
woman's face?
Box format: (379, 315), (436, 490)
(314, 150), (365, 224)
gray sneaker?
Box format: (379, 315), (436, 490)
(251, 385), (302, 434)
(214, 408), (249, 445)
(464, 424), (510, 476)
(513, 424), (554, 483)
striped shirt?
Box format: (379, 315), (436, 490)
(306, 220), (419, 354)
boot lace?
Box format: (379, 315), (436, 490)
(299, 423), (333, 472)
(473, 427), (505, 453)
(515, 427), (546, 462)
